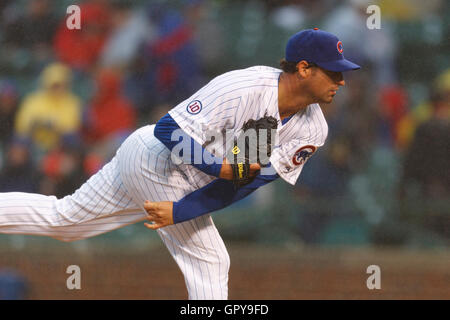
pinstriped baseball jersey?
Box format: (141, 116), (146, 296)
(169, 65), (328, 186)
(0, 65), (328, 300)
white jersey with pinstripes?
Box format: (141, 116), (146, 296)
(169, 65), (328, 186)
(0, 65), (328, 300)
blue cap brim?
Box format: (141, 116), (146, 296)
(316, 59), (361, 72)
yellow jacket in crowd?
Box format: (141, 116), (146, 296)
(14, 63), (82, 152)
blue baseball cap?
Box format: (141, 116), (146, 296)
(285, 29), (360, 72)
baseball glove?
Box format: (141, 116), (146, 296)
(225, 114), (278, 187)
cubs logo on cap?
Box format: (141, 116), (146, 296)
(337, 41), (344, 54)
(292, 145), (317, 166)
(285, 29), (360, 72)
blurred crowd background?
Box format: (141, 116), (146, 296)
(0, 0), (449, 299)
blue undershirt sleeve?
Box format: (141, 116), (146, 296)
(155, 113), (281, 224)
(154, 113), (222, 177)
(172, 168), (279, 224)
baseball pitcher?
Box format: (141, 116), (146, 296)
(0, 29), (360, 299)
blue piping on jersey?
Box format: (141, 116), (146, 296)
(173, 169), (279, 223)
(154, 113), (222, 177)
(281, 115), (292, 125)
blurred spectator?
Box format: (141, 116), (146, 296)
(83, 151), (104, 178)
(125, 2), (204, 115)
(99, 1), (156, 69)
(1, 0), (57, 72)
(401, 117), (450, 200)
(398, 89), (449, 237)
(322, 0), (398, 86)
(326, 71), (379, 171)
(14, 62), (82, 154)
(0, 269), (29, 300)
(53, 1), (111, 72)
(378, 0), (444, 21)
(2, 0), (58, 50)
(0, 138), (39, 193)
(400, 91), (450, 199)
(270, 3), (306, 32)
(376, 85), (409, 150)
(147, 103), (172, 125)
(0, 79), (19, 144)
(0, 0), (11, 15)
(39, 142), (88, 198)
(397, 68), (450, 150)
(186, 0), (224, 74)
(293, 144), (352, 244)
(83, 68), (136, 159)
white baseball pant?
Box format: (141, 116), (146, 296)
(0, 125), (230, 299)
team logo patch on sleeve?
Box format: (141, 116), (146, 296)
(186, 100), (202, 115)
(292, 145), (317, 166)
